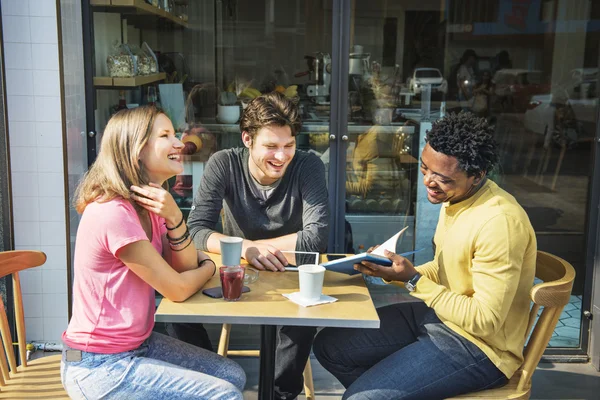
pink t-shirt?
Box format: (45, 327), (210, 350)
(62, 198), (167, 354)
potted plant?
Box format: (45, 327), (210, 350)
(217, 90), (240, 124)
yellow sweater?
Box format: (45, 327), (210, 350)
(406, 179), (536, 378)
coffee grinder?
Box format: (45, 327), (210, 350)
(305, 52), (331, 104)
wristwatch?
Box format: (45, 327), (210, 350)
(405, 272), (422, 292)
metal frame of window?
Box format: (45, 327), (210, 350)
(328, 0), (351, 253)
(82, 0), (98, 166)
(0, 1), (19, 361)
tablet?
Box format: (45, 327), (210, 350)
(281, 251), (320, 271)
(320, 252), (393, 275)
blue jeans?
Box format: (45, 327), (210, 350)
(61, 332), (245, 399)
(167, 323), (316, 400)
(313, 302), (508, 400)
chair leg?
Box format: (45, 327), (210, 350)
(217, 324), (232, 357)
(220, 323), (316, 398)
(303, 358), (315, 400)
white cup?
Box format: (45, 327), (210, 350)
(298, 264), (326, 302)
(220, 236), (243, 266)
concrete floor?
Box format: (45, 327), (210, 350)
(32, 348), (599, 399)
(236, 357), (600, 400)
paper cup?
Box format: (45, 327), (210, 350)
(220, 236), (243, 266)
(298, 264), (326, 302)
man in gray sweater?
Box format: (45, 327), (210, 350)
(186, 92), (329, 399)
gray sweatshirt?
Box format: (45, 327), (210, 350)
(188, 147), (329, 253)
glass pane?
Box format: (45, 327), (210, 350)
(346, 2), (420, 262)
(91, 1), (332, 222)
(178, 0), (333, 221)
(348, 0), (596, 347)
(90, 0), (333, 348)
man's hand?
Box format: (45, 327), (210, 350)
(354, 249), (418, 282)
(243, 241), (288, 271)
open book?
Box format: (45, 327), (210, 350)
(321, 227), (421, 275)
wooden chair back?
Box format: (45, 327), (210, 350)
(449, 251), (575, 399)
(0, 250), (68, 398)
(517, 251), (575, 391)
(0, 250), (47, 382)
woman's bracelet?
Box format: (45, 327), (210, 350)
(199, 258), (217, 276)
(167, 227), (189, 243)
(169, 239), (192, 252)
(166, 215), (184, 231)
(169, 234), (191, 247)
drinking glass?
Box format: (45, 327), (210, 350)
(220, 265), (245, 301)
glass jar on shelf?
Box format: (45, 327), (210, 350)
(147, 86), (157, 106)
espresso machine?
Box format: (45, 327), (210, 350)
(299, 52), (331, 104)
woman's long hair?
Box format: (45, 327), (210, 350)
(74, 105), (164, 213)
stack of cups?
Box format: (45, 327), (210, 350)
(219, 237), (244, 301)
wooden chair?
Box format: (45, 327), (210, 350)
(448, 251), (576, 400)
(217, 323), (315, 400)
(0, 250), (68, 399)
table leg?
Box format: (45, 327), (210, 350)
(258, 325), (277, 400)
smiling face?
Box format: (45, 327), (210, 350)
(138, 114), (184, 184)
(243, 125), (296, 185)
(420, 143), (483, 204)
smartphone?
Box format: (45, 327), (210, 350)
(326, 254), (347, 261)
(202, 286), (250, 299)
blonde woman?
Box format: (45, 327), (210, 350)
(61, 105), (245, 399)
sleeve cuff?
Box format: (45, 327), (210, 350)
(409, 275), (445, 302)
(382, 278), (406, 288)
(382, 274), (436, 291)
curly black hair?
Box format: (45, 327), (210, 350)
(425, 111), (499, 177)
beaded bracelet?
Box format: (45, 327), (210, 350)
(166, 215), (184, 231)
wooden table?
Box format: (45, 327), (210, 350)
(155, 254), (380, 400)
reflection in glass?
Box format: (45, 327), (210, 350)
(280, 251), (320, 268)
(347, 0), (598, 347)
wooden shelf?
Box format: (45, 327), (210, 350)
(93, 72), (166, 87)
(90, 0), (188, 28)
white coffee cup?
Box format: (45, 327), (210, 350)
(298, 264), (326, 302)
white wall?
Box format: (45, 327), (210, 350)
(2, 0), (69, 343)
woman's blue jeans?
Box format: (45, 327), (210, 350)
(61, 332), (246, 399)
(313, 302), (508, 400)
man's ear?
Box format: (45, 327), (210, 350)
(241, 131), (252, 148)
(473, 171), (486, 186)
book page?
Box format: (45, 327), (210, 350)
(371, 226), (408, 256)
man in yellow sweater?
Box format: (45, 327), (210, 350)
(313, 111), (536, 399)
